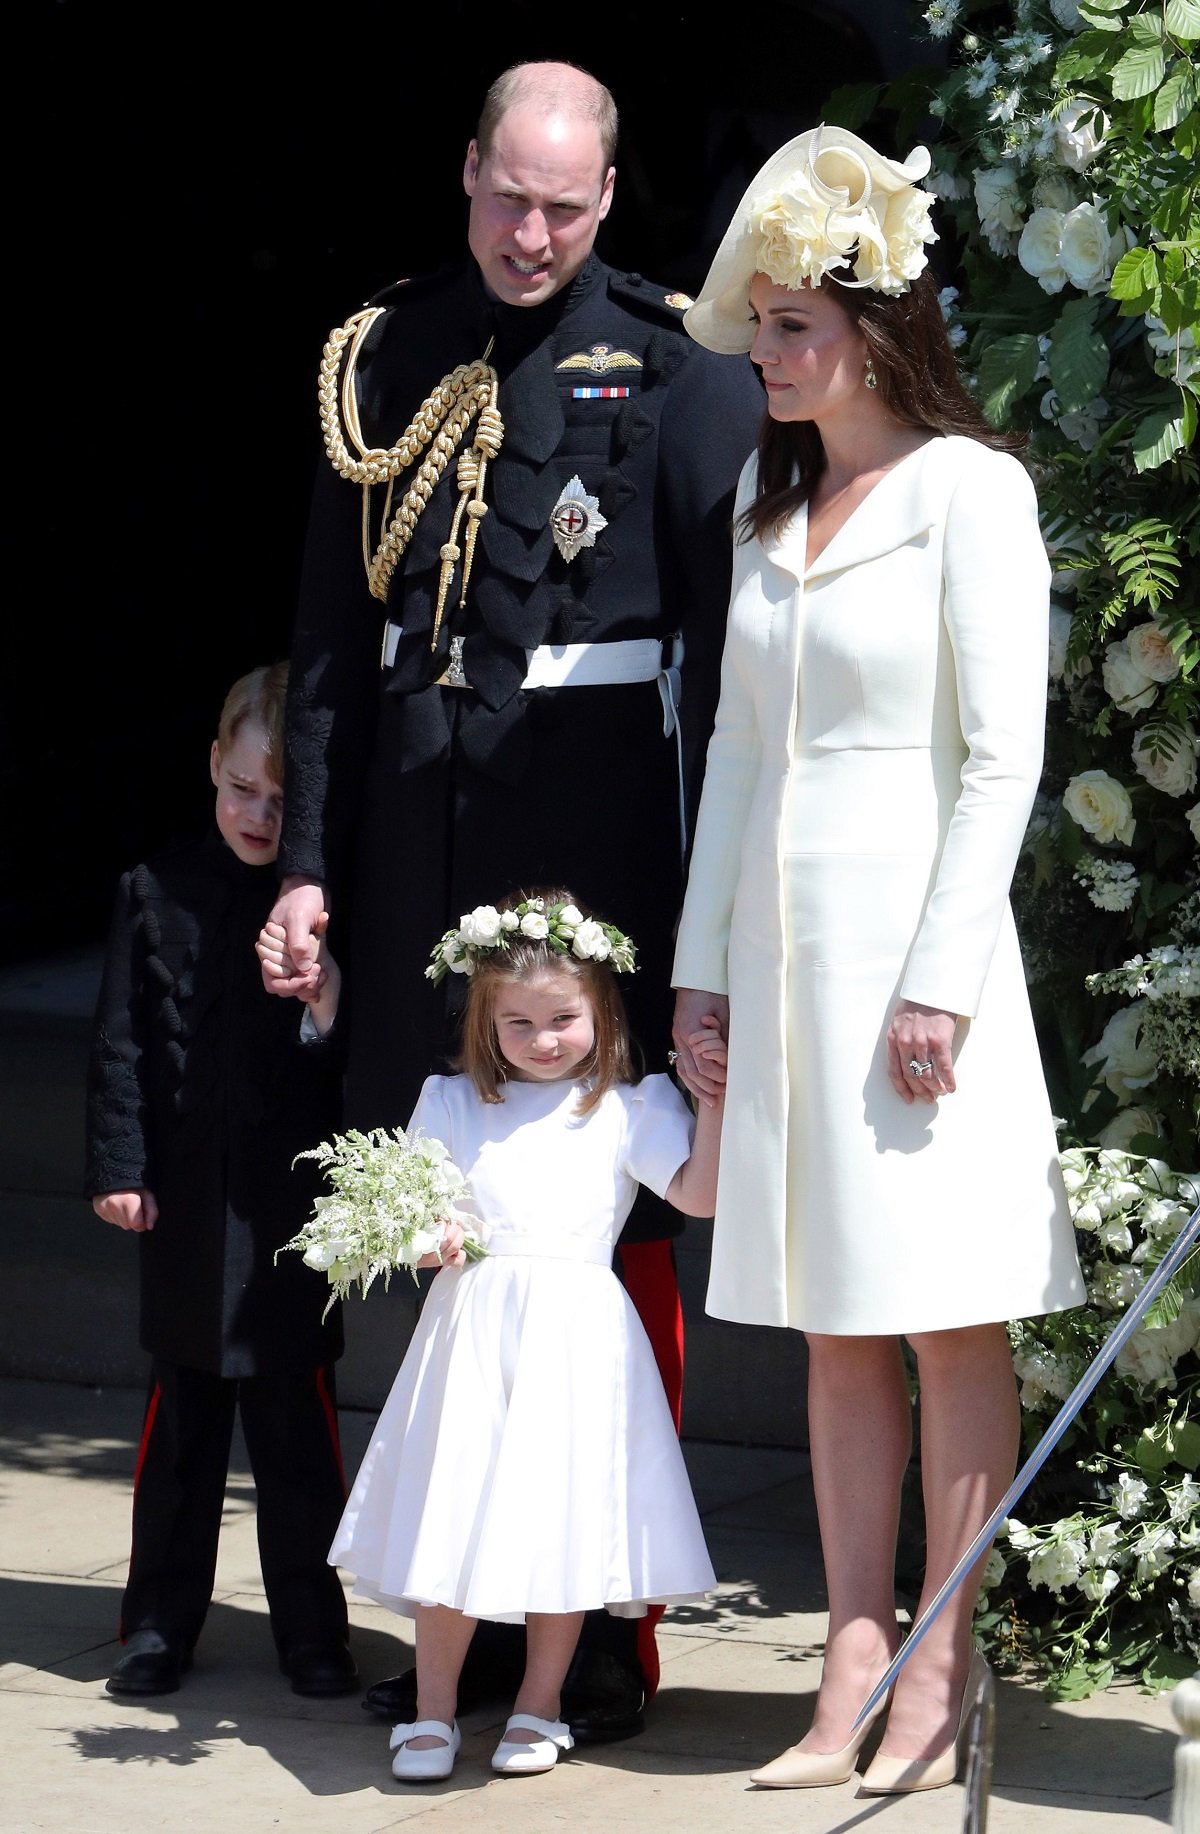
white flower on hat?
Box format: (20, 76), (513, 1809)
(749, 131), (937, 298)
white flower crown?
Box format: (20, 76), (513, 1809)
(425, 896), (637, 985)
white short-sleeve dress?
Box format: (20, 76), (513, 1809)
(328, 1072), (716, 1623)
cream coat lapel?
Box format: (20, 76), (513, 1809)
(762, 438), (947, 583)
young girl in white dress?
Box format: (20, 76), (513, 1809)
(326, 889), (725, 1784)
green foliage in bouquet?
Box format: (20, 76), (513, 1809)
(973, 1149), (1199, 1697)
(279, 1126), (487, 1317)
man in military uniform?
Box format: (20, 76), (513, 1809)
(266, 60), (762, 1738)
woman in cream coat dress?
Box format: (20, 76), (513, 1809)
(671, 127), (1083, 1795)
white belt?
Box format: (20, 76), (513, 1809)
(485, 1235), (613, 1266)
(381, 623), (689, 857)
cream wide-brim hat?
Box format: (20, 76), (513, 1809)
(684, 124), (933, 354)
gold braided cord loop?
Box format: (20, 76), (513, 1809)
(317, 308), (503, 607)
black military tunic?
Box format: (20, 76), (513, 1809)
(281, 254), (763, 1247)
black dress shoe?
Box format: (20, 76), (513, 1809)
(106, 1629), (192, 1697)
(362, 1664), (500, 1721)
(559, 1647), (646, 1744)
(279, 1642), (359, 1697)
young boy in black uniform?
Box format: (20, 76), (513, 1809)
(85, 662), (355, 1699)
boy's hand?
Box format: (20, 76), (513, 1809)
(262, 878), (327, 996)
(93, 1189), (158, 1232)
(256, 920), (328, 1000)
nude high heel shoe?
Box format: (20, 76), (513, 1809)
(858, 1648), (990, 1794)
(749, 1691), (889, 1789)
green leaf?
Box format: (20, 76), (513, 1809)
(1056, 29), (1125, 76)
(1171, 1419), (1200, 1469)
(1048, 300), (1110, 412)
(1079, 0), (1129, 21)
(1111, 41), (1168, 98)
(821, 82), (886, 131)
(1143, 1648), (1197, 1689)
(1126, 11), (1165, 40)
(1133, 400), (1191, 470)
(1155, 59), (1198, 129)
(1165, 0), (1200, 37)
(978, 332), (1042, 426)
(1109, 245), (1160, 304)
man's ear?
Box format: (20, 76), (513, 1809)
(598, 165), (616, 223)
(463, 139), (481, 198)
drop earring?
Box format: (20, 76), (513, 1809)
(864, 358), (878, 391)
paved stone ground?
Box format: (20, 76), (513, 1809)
(0, 1377), (1179, 1834)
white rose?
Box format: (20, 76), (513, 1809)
(1083, 1004), (1159, 1096)
(303, 1241), (338, 1270)
(1034, 171), (1080, 214)
(973, 167), (1025, 248)
(500, 910), (520, 932)
(459, 904), (503, 946)
(1111, 1473), (1149, 1519)
(1102, 636), (1158, 713)
(519, 911), (550, 939)
(857, 186), (938, 292)
(1062, 769), (1136, 845)
(558, 904), (584, 927)
(1018, 208), (1067, 293)
(1127, 620), (1181, 684)
(1054, 101), (1108, 172)
(1096, 1106), (1162, 1151)
(1048, 602), (1074, 680)
(1187, 804), (1200, 843)
(1060, 201), (1125, 294)
(571, 919), (611, 961)
(1132, 722), (1198, 799)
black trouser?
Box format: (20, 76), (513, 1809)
(120, 1359), (349, 1657)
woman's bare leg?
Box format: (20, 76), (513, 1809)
(875, 1321), (1019, 1760)
(797, 1332), (911, 1752)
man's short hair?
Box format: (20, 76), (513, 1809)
(476, 61), (618, 170)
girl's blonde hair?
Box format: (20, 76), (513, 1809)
(455, 887), (639, 1113)
(215, 661), (289, 785)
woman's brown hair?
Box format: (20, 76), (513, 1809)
(741, 270), (1023, 543)
(455, 887), (639, 1113)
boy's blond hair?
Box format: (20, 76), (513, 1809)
(216, 662), (288, 784)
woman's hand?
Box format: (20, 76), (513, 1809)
(886, 1000), (958, 1104)
(417, 1219), (468, 1269)
(672, 989), (729, 1105)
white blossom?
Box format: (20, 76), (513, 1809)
(1054, 101), (1109, 172)
(1102, 636), (1159, 714)
(1063, 769), (1136, 846)
(1132, 723), (1198, 800)
(1082, 1004), (1159, 1097)
(1111, 1473), (1150, 1519)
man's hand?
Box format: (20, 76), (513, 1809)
(93, 1189), (158, 1232)
(262, 877), (327, 997)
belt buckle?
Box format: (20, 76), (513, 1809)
(435, 635), (470, 689)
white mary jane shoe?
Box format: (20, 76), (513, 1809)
(389, 1718), (460, 1782)
(490, 1713), (575, 1775)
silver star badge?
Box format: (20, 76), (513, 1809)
(549, 475), (608, 563)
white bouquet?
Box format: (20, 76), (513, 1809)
(279, 1126), (487, 1317)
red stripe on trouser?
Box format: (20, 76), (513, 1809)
(315, 1365), (348, 1497)
(614, 1239), (685, 1701)
(121, 1379), (163, 1642)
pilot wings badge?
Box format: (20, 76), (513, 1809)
(549, 476), (608, 563)
(556, 341), (642, 375)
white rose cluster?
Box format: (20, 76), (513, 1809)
(1018, 200), (1126, 295)
(1132, 722), (1198, 801)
